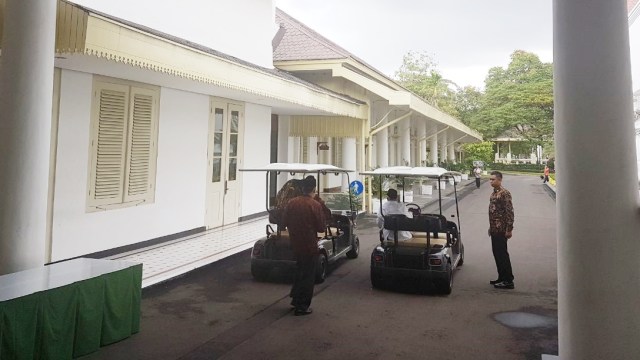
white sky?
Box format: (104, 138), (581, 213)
(275, 0), (553, 89)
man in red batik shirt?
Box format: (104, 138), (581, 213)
(281, 176), (329, 316)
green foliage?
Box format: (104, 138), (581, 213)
(468, 50), (554, 144)
(461, 142), (494, 168)
(489, 163), (545, 173)
(395, 51), (459, 116)
(454, 86), (483, 126)
(323, 188), (362, 211)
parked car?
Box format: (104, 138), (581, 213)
(239, 163), (360, 283)
(360, 166), (464, 294)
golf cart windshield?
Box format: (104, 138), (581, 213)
(360, 166), (463, 228)
(239, 163), (356, 213)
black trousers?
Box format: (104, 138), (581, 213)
(475, 177), (481, 188)
(491, 233), (514, 282)
(290, 254), (318, 309)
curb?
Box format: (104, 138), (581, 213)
(543, 183), (556, 200)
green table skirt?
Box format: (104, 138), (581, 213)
(0, 264), (142, 359)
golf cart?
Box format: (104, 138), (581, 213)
(239, 163), (360, 283)
(360, 166), (464, 294)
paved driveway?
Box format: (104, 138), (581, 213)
(82, 174), (558, 360)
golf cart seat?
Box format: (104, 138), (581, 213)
(274, 227), (341, 245)
(382, 235), (447, 248)
(383, 214), (441, 233)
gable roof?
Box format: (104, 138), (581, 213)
(274, 8), (391, 80)
(274, 8), (351, 62)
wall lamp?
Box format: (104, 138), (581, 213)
(317, 141), (329, 154)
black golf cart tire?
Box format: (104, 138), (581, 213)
(346, 236), (360, 259)
(370, 269), (385, 289)
(251, 264), (268, 282)
(315, 254), (328, 283)
(435, 262), (453, 295)
(458, 243), (465, 266)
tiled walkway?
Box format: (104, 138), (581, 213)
(106, 216), (269, 288)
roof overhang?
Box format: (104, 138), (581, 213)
(275, 59), (483, 142)
(0, 0), (367, 120)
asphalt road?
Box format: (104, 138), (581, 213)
(82, 174), (558, 360)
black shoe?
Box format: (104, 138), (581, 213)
(294, 307), (313, 316)
(489, 279), (502, 285)
(494, 281), (515, 289)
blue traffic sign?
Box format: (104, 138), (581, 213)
(350, 180), (364, 195)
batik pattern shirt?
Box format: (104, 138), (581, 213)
(282, 195), (328, 255)
(489, 186), (514, 234)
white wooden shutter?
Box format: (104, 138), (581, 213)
(88, 82), (129, 208)
(302, 137), (308, 163)
(123, 86), (159, 203)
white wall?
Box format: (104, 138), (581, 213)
(52, 70), (209, 260)
(72, 0), (275, 68)
(630, 16), (640, 90)
(241, 103), (272, 216)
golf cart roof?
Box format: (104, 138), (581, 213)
(239, 163), (353, 173)
(360, 166), (462, 178)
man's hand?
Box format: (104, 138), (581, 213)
(505, 231), (513, 239)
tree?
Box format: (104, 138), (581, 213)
(469, 50), (554, 144)
(454, 86), (483, 126)
(395, 51), (459, 117)
(461, 141), (494, 168)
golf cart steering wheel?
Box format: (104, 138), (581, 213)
(406, 203), (421, 217)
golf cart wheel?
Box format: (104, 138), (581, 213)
(346, 236), (360, 259)
(370, 269), (385, 289)
(251, 264), (268, 282)
(458, 243), (465, 266)
(435, 262), (453, 295)
(315, 254), (328, 283)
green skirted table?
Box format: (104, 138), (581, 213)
(0, 258), (142, 359)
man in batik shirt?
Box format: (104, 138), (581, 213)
(281, 176), (329, 316)
(488, 171), (515, 289)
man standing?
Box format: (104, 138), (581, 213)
(473, 166), (483, 188)
(376, 189), (412, 241)
(543, 165), (550, 184)
(488, 171), (515, 289)
(281, 176), (328, 316)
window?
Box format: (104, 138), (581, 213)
(87, 78), (160, 211)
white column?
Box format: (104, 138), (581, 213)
(429, 135), (438, 166)
(441, 137), (448, 165)
(554, 0), (640, 358)
(293, 137), (302, 162)
(308, 136), (318, 164)
(447, 143), (456, 163)
(277, 116), (291, 187)
(342, 138), (357, 190)
(418, 121), (427, 166)
(376, 128), (389, 168)
(389, 137), (397, 166)
(0, 0), (57, 275)
(400, 120), (411, 166)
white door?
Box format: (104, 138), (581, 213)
(205, 100), (243, 228)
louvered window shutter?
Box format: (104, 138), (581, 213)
(302, 137), (308, 163)
(88, 83), (129, 207)
(124, 87), (158, 203)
